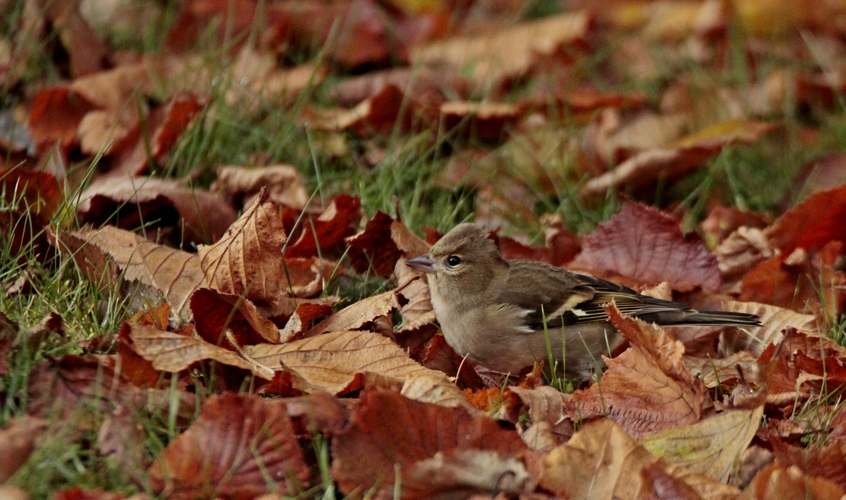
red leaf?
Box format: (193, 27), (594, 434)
(150, 393), (310, 499)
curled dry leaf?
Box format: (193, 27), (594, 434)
(198, 189), (290, 303)
(539, 418), (739, 499)
(190, 288), (281, 345)
(78, 176), (238, 245)
(641, 404), (765, 482)
(762, 328), (846, 406)
(212, 164), (310, 211)
(503, 386), (574, 450)
(303, 290), (400, 337)
(439, 100), (521, 142)
(0, 416), (48, 481)
(285, 194), (361, 257)
(244, 329), (446, 395)
(580, 120), (777, 198)
(566, 306), (705, 439)
(767, 184), (846, 254)
(413, 10), (590, 90)
(718, 300), (818, 357)
(573, 201), (721, 291)
(331, 389), (531, 498)
(57, 226), (206, 326)
(741, 463), (845, 500)
(298, 84), (410, 136)
(149, 393), (310, 498)
(126, 323), (273, 380)
(106, 93), (207, 177)
(400, 373), (474, 410)
(28, 86), (98, 150)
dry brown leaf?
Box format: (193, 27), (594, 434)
(150, 393), (310, 498)
(245, 329), (445, 395)
(539, 418), (740, 498)
(331, 389), (531, 498)
(285, 194), (361, 258)
(581, 120), (777, 197)
(572, 201), (721, 291)
(641, 405), (765, 482)
(400, 373), (474, 410)
(503, 385), (573, 451)
(0, 416), (48, 481)
(298, 84), (410, 136)
(413, 10), (590, 90)
(107, 93), (207, 177)
(766, 184), (846, 255)
(57, 226), (206, 326)
(741, 463), (845, 500)
(303, 290), (400, 337)
(78, 176), (238, 245)
(685, 351), (758, 389)
(198, 188), (290, 303)
(212, 164), (310, 211)
(28, 86), (99, 150)
(773, 441), (846, 492)
(566, 313), (705, 439)
(718, 301), (819, 357)
(190, 288), (282, 345)
(126, 323), (273, 380)
(440, 100), (520, 142)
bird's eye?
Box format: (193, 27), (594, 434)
(446, 255), (462, 267)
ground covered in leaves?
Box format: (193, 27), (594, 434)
(4, 0), (846, 498)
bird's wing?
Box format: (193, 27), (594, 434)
(498, 261), (694, 331)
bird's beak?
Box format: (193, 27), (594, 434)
(406, 254), (435, 274)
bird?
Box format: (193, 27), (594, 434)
(405, 223), (761, 379)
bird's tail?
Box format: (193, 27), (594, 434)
(656, 310), (762, 327)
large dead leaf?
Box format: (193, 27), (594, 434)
(298, 84), (412, 136)
(303, 290), (400, 337)
(413, 10), (590, 90)
(284, 194), (361, 257)
(767, 184), (846, 254)
(0, 416), (48, 481)
(212, 164), (310, 211)
(718, 300), (818, 357)
(565, 305), (706, 439)
(78, 176), (237, 245)
(741, 463), (846, 500)
(244, 329), (445, 395)
(641, 405), (765, 482)
(580, 120), (777, 197)
(149, 393), (310, 498)
(198, 189), (291, 303)
(331, 389), (532, 498)
(572, 201), (721, 291)
(539, 418), (739, 498)
(190, 288), (281, 345)
(57, 226), (206, 326)
(28, 86), (98, 150)
(126, 323), (273, 380)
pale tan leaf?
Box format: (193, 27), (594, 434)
(413, 10), (590, 90)
(127, 324), (273, 379)
(539, 418), (740, 499)
(719, 301), (819, 356)
(401, 373), (473, 410)
(244, 330), (443, 395)
(741, 463), (846, 500)
(213, 164), (310, 211)
(57, 226), (206, 326)
(198, 188), (293, 303)
(77, 175), (238, 245)
(405, 450), (533, 497)
(641, 405), (765, 482)
(303, 290), (400, 337)
(685, 351), (758, 389)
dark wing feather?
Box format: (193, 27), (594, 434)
(497, 261), (760, 331)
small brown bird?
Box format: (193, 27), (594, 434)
(406, 223), (760, 378)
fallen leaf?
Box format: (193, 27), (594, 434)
(539, 418), (739, 498)
(285, 194), (361, 258)
(303, 290), (400, 337)
(78, 176), (238, 245)
(400, 373), (474, 410)
(740, 463), (845, 499)
(331, 389), (531, 497)
(28, 86), (98, 150)
(150, 393), (310, 498)
(565, 305), (705, 439)
(641, 405), (765, 482)
(126, 323), (273, 380)
(572, 201), (721, 291)
(190, 288), (282, 345)
(0, 416), (48, 481)
(198, 189), (290, 304)
(57, 226), (206, 326)
(212, 164), (310, 211)
(413, 10), (590, 90)
(245, 329), (445, 395)
(767, 184), (846, 255)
